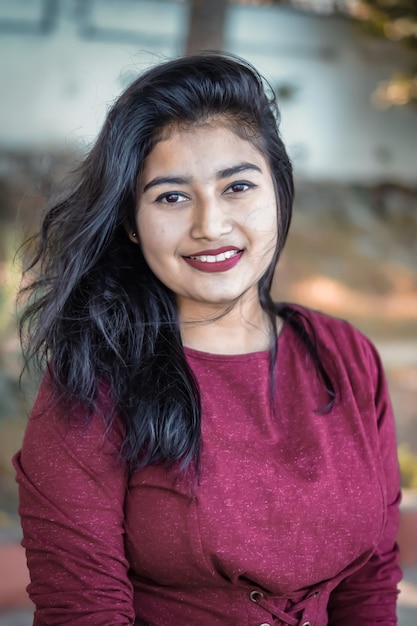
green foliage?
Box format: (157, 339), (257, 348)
(349, 0), (417, 106)
(0, 232), (23, 422)
(398, 445), (417, 489)
(352, 0), (417, 46)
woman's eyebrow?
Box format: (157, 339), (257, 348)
(216, 162), (262, 179)
(142, 162), (262, 193)
(143, 176), (190, 193)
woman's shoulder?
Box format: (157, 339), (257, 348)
(282, 303), (383, 374)
(24, 371), (125, 453)
(285, 302), (369, 341)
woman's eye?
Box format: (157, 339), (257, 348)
(224, 181), (254, 194)
(157, 192), (188, 204)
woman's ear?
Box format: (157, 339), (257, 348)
(124, 222), (139, 244)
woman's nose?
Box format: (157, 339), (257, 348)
(190, 196), (232, 241)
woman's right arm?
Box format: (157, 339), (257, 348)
(13, 375), (135, 625)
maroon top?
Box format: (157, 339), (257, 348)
(14, 308), (401, 625)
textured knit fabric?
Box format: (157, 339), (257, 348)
(13, 308), (402, 625)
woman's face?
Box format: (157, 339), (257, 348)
(132, 121), (278, 320)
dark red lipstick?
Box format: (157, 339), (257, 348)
(183, 246), (243, 273)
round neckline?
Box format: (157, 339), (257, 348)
(183, 320), (286, 362)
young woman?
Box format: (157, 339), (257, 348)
(14, 53), (401, 625)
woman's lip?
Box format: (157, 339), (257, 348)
(186, 246), (240, 256)
(183, 250), (243, 273)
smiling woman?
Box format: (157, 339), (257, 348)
(132, 123), (278, 346)
(13, 53), (401, 625)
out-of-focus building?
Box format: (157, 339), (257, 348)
(0, 0), (416, 184)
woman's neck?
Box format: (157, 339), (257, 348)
(179, 298), (279, 355)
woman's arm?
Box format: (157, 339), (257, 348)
(327, 338), (402, 624)
(13, 375), (135, 625)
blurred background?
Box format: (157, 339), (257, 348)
(0, 0), (416, 623)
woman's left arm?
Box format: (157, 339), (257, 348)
(327, 339), (402, 624)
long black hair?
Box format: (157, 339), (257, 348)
(19, 53), (333, 472)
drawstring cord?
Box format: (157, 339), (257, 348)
(250, 590), (313, 626)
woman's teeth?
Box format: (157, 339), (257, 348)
(189, 250), (239, 263)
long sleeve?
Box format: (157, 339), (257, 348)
(327, 337), (402, 624)
(13, 375), (135, 625)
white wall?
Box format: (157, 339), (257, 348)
(0, 0), (416, 183)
